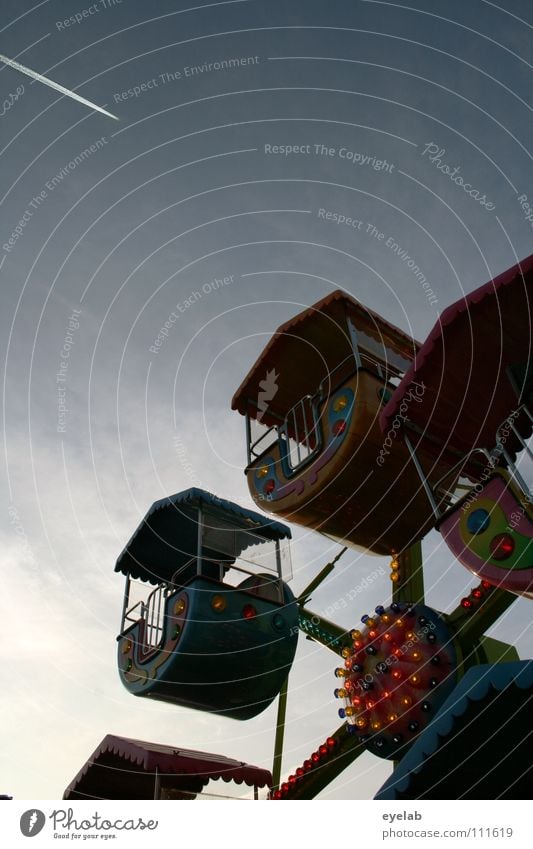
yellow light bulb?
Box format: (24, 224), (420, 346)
(390, 572), (400, 583)
(333, 395), (348, 412)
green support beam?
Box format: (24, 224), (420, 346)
(477, 635), (519, 664)
(296, 547), (347, 606)
(448, 586), (516, 648)
(298, 607), (353, 655)
(282, 726), (367, 800)
(272, 676), (288, 791)
(447, 585), (517, 675)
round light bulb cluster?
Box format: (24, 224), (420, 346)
(333, 602), (458, 759)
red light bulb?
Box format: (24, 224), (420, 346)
(489, 533), (514, 560)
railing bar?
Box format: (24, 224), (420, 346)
(431, 447), (493, 493)
(250, 425), (276, 454)
(313, 401), (320, 451)
(149, 592), (156, 647)
(157, 587), (163, 641)
(140, 603), (147, 651)
(404, 434), (441, 519)
(301, 399), (310, 450)
(245, 414), (252, 466)
(277, 391), (324, 472)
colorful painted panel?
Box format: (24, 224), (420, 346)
(439, 471), (533, 598)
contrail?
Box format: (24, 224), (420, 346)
(0, 53), (119, 120)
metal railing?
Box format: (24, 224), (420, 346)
(122, 584), (172, 653)
(143, 584), (168, 651)
(249, 423), (278, 460)
(279, 393), (322, 472)
(409, 404), (533, 521)
(120, 548), (287, 648)
(247, 355), (399, 468)
(131, 560), (199, 651)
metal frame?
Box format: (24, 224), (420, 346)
(402, 403), (533, 526)
(196, 506), (203, 576)
(404, 434), (441, 519)
(347, 316), (363, 370)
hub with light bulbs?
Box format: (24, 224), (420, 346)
(334, 602), (459, 759)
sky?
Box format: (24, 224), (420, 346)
(1, 0), (532, 801)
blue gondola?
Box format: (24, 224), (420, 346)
(115, 489), (298, 720)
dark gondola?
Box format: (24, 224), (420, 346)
(115, 489), (298, 719)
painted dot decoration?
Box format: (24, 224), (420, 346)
(333, 602), (458, 760)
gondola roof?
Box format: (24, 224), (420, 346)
(375, 661), (533, 800)
(63, 735), (272, 799)
(380, 255), (533, 476)
(232, 289), (420, 427)
(115, 488), (291, 584)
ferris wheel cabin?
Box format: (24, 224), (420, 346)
(379, 255), (533, 598)
(115, 488), (298, 719)
(232, 291), (458, 555)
